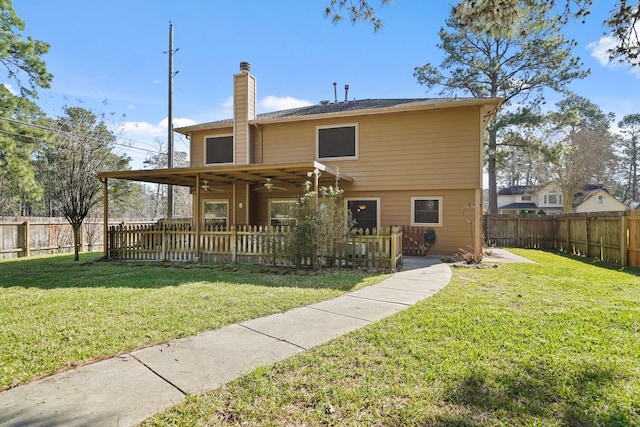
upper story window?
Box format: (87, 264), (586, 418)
(317, 124), (357, 160)
(521, 195), (531, 201)
(205, 135), (233, 165)
(544, 193), (561, 205)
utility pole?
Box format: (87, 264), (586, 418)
(166, 22), (178, 217)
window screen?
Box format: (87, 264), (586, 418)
(205, 136), (233, 164)
(318, 126), (356, 159)
(413, 199), (441, 225)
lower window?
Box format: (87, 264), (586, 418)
(269, 200), (297, 227)
(411, 197), (442, 226)
(203, 200), (228, 228)
(347, 199), (378, 232)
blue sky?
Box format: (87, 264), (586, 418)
(11, 1), (640, 169)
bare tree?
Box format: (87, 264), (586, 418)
(546, 96), (618, 213)
(143, 139), (191, 218)
(43, 106), (125, 260)
(550, 131), (612, 212)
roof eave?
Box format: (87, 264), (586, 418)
(250, 97), (503, 125)
(175, 98), (503, 132)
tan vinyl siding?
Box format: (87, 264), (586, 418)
(338, 189), (478, 255)
(185, 102), (487, 255)
(259, 106), (482, 190)
(189, 128), (233, 167)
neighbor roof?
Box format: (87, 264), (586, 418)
(498, 185), (538, 196)
(175, 97), (502, 133)
(498, 202), (537, 210)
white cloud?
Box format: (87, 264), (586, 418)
(587, 35), (618, 66)
(260, 95), (313, 111)
(118, 117), (197, 142)
(221, 95), (233, 109)
(587, 28), (640, 78)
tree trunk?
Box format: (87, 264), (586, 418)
(72, 222), (82, 261)
(487, 128), (498, 215)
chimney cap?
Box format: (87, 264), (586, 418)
(239, 62), (251, 73)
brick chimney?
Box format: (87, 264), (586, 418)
(233, 62), (256, 165)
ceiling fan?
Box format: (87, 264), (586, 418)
(200, 180), (223, 192)
(253, 177), (288, 192)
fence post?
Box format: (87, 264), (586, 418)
(621, 214), (629, 266)
(391, 227), (397, 270)
(231, 225), (237, 263)
(161, 226), (167, 261)
(585, 216), (591, 257)
(18, 221), (29, 257)
(565, 216), (571, 253)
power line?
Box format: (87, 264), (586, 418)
(0, 116), (171, 156)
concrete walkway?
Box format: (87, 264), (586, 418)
(0, 256), (453, 427)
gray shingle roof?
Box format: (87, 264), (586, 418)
(497, 185), (538, 196)
(175, 98), (484, 132)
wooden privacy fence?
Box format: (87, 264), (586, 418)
(484, 211), (640, 267)
(108, 223), (403, 270)
(0, 218), (154, 259)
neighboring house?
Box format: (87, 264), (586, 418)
(496, 185), (541, 215)
(573, 184), (628, 213)
(498, 183), (626, 214)
(98, 62), (501, 255)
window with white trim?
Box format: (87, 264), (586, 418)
(203, 200), (228, 228)
(347, 199), (379, 231)
(317, 124), (357, 160)
(269, 200), (297, 227)
(205, 135), (233, 164)
(411, 197), (442, 226)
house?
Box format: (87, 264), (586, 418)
(498, 183), (626, 215)
(573, 184), (627, 213)
(98, 62), (501, 257)
(497, 184), (564, 215)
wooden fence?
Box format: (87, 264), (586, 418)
(484, 211), (640, 267)
(107, 223), (403, 270)
(0, 218), (153, 259)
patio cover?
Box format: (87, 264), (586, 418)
(96, 161), (352, 257)
(96, 160), (352, 188)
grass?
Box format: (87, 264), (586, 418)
(0, 252), (388, 390)
(143, 249), (640, 426)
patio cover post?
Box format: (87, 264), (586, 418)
(102, 178), (109, 258)
(195, 174), (201, 260)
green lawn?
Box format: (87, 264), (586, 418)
(143, 249), (640, 426)
(0, 253), (388, 390)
